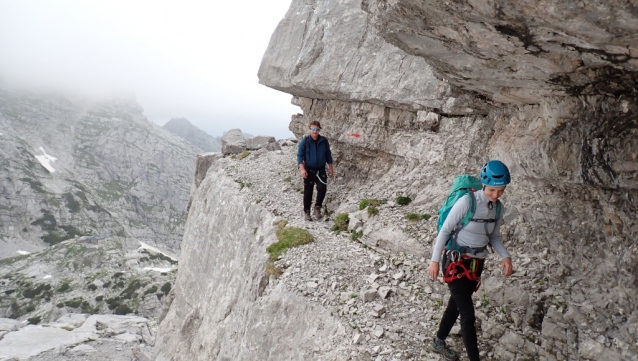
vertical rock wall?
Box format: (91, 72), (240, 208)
(156, 0), (638, 360)
(154, 156), (344, 361)
(255, 0), (638, 359)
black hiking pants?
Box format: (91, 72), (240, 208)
(436, 259), (484, 361)
(303, 168), (327, 212)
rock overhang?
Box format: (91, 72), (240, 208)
(361, 0), (638, 104)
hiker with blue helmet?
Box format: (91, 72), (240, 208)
(297, 120), (334, 221)
(427, 160), (514, 361)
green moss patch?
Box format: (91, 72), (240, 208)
(22, 283), (52, 299)
(396, 196), (412, 206)
(406, 213), (420, 221)
(119, 280), (143, 299)
(267, 227), (314, 262)
(31, 210), (84, 244)
(144, 285), (158, 296)
(57, 281), (72, 293)
(31, 210), (57, 231)
(20, 177), (47, 193)
(114, 304), (133, 315)
(63, 192), (81, 213)
(64, 298), (84, 308)
(140, 250), (177, 265)
(367, 206), (379, 216)
(161, 282), (172, 296)
(105, 297), (122, 310)
(238, 151), (251, 160)
(330, 213), (349, 234)
(0, 255), (29, 267)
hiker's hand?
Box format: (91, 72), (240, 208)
(501, 258), (513, 277)
(328, 169), (334, 178)
(299, 168), (307, 178)
(428, 261), (439, 281)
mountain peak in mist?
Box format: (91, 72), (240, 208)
(163, 118), (221, 152)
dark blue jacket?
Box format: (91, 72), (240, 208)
(297, 135), (333, 170)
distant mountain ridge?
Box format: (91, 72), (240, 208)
(0, 89), (200, 258)
(163, 118), (222, 152)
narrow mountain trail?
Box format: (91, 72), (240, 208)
(222, 144), (501, 361)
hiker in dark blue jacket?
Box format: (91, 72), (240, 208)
(297, 120), (334, 221)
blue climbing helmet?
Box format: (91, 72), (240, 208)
(480, 160), (511, 186)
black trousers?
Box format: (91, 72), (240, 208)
(303, 169), (327, 212)
(436, 259), (484, 361)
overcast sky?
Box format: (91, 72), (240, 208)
(0, 0), (298, 139)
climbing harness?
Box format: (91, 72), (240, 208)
(441, 194), (499, 292)
(442, 250), (484, 292)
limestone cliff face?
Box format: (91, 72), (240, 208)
(154, 156), (343, 361)
(262, 0), (637, 359)
(157, 1), (637, 360)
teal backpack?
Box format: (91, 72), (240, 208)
(437, 174), (502, 251)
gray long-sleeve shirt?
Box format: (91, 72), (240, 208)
(431, 190), (511, 263)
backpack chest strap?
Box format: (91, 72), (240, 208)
(469, 218), (496, 223)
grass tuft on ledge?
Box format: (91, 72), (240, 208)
(238, 151), (251, 160)
(267, 227), (314, 262)
(330, 213), (349, 234)
(396, 196), (412, 206)
(265, 227), (314, 277)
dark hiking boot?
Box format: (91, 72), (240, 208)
(304, 211), (313, 221)
(430, 338), (459, 361)
(313, 206), (322, 219)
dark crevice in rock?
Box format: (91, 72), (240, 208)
(580, 97), (638, 188)
(541, 95), (638, 190)
(528, 299), (547, 331)
(494, 23), (548, 55)
(550, 66), (638, 97)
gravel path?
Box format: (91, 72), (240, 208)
(223, 144), (479, 361)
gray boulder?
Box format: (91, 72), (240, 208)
(265, 141), (282, 152)
(246, 136), (276, 150)
(221, 129), (247, 154)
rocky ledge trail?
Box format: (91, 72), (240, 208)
(200, 142), (629, 361)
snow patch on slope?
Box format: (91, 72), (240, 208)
(138, 241), (177, 262)
(34, 147), (57, 173)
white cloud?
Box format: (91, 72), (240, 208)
(0, 0), (298, 138)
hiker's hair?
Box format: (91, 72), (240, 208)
(309, 120), (321, 128)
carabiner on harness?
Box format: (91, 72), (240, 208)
(307, 169), (329, 185)
(442, 252), (483, 292)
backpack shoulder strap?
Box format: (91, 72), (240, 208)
(447, 192), (477, 250)
(458, 191), (477, 229)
